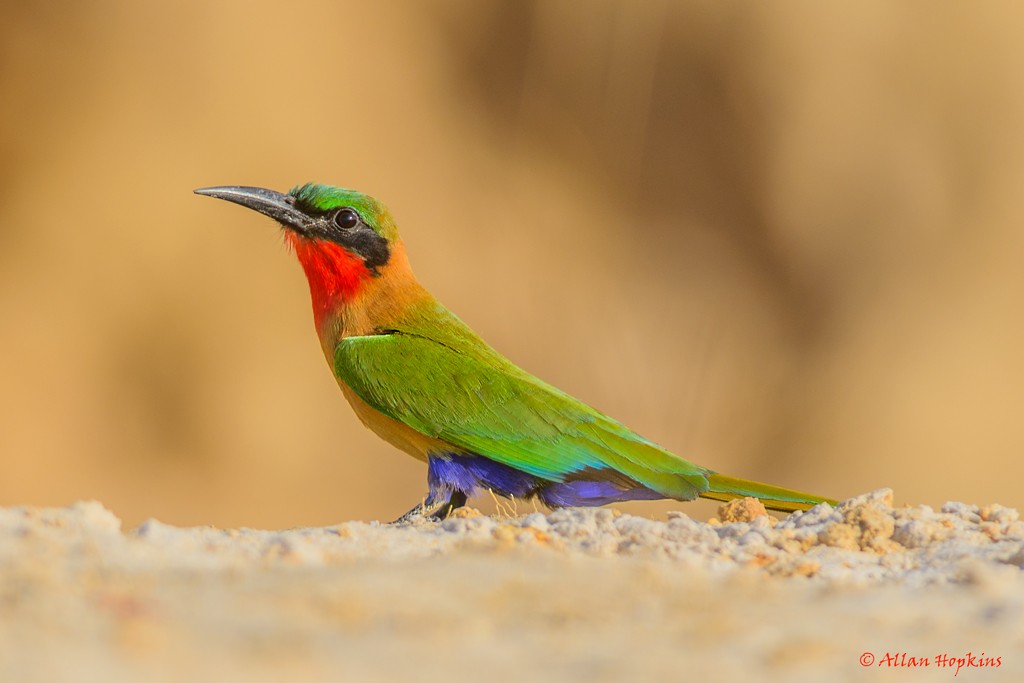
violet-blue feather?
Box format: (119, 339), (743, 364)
(427, 454), (664, 507)
(428, 454), (539, 499)
(537, 480), (663, 507)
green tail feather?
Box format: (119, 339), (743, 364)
(702, 473), (837, 512)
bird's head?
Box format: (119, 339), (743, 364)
(195, 183), (402, 325)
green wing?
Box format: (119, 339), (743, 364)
(332, 314), (710, 500)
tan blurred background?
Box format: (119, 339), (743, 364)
(1, 1), (1022, 528)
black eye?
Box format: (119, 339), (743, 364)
(333, 208), (360, 230)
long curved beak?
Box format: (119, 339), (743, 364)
(194, 186), (312, 234)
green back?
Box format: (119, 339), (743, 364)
(333, 300), (711, 500)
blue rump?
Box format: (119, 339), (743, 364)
(427, 454), (664, 508)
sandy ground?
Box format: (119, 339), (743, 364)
(1, 490), (1021, 683)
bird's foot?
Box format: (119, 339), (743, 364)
(391, 491), (468, 524)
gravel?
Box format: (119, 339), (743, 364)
(1, 489), (1021, 682)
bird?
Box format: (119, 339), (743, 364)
(195, 183), (837, 522)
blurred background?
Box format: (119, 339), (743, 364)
(1, 1), (1022, 528)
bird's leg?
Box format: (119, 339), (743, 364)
(391, 489), (468, 524)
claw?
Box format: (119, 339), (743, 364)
(390, 490), (468, 524)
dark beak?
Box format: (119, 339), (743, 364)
(194, 186), (312, 234)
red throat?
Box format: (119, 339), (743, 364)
(286, 232), (372, 327)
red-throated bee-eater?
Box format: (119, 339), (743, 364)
(195, 184), (836, 521)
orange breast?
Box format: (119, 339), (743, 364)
(337, 381), (457, 463)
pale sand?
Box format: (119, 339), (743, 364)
(1, 490), (1021, 682)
